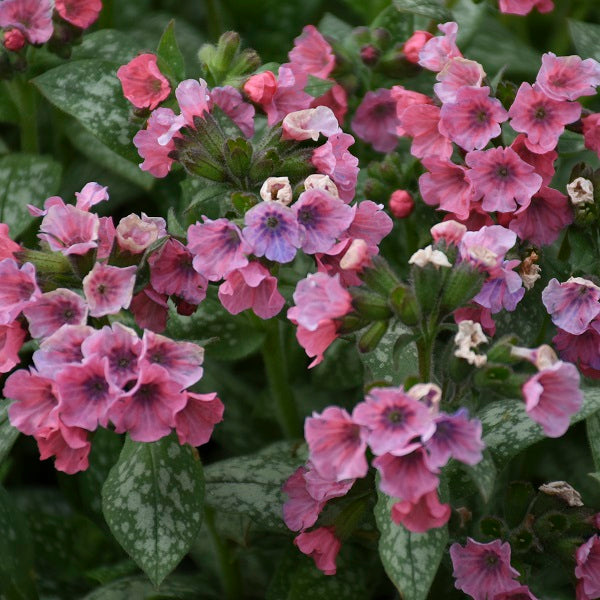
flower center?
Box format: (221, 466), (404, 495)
(497, 166), (509, 178)
(535, 106), (546, 120)
(266, 216), (280, 229)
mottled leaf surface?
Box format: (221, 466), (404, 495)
(393, 0), (452, 21)
(0, 402), (19, 465)
(569, 19), (600, 62)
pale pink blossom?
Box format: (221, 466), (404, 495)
(431, 220), (467, 246)
(75, 182), (109, 212)
(312, 132), (359, 202)
(282, 106), (339, 141)
(263, 65), (312, 126)
(82, 263), (137, 317)
(310, 83), (348, 125)
(289, 25), (335, 79)
(116, 214), (160, 254)
(55, 0), (102, 29)
(23, 289), (88, 339)
(536, 52), (600, 101)
(283, 466), (325, 532)
(434, 58), (485, 103)
(39, 204), (99, 256)
(0, 223), (21, 261)
(583, 114), (600, 157)
(175, 78), (211, 127)
(0, 0), (53, 44)
(117, 54), (171, 110)
(511, 133), (557, 186)
(418, 21), (462, 72)
(32, 325), (93, 375)
(0, 259), (40, 324)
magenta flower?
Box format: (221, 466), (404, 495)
(293, 189), (353, 254)
(508, 83), (581, 153)
(55, 0), (102, 29)
(141, 330), (204, 389)
(83, 263), (137, 317)
(312, 132), (359, 202)
(0, 223), (21, 261)
(149, 238), (207, 305)
(391, 490), (451, 533)
(554, 324), (600, 379)
(575, 535), (600, 599)
(420, 158), (476, 220)
(23, 289), (88, 340)
(536, 52), (600, 101)
(110, 363), (186, 442)
(218, 262), (285, 320)
(493, 586), (539, 600)
(425, 409), (484, 469)
(175, 78), (211, 127)
(288, 25), (335, 79)
(418, 21), (462, 72)
(56, 357), (121, 431)
(188, 217), (250, 281)
(282, 106), (339, 141)
(499, 0), (553, 14)
(352, 88), (403, 152)
(522, 359), (582, 437)
(5, 368), (59, 435)
(32, 325), (93, 375)
(263, 65), (312, 126)
(288, 317), (338, 368)
(210, 86), (255, 138)
(353, 387), (435, 456)
(542, 277), (600, 335)
(117, 54), (171, 111)
(130, 287), (168, 333)
(283, 466), (325, 532)
(75, 182), (109, 212)
(434, 57), (485, 103)
(0, 321), (26, 374)
(583, 114), (600, 157)
(35, 422), (91, 474)
(81, 323), (142, 388)
(303, 462), (355, 502)
(507, 186), (572, 247)
(294, 527), (341, 576)
(466, 147), (542, 213)
(511, 134), (557, 186)
(174, 391), (224, 447)
(0, 0), (53, 44)
(474, 260), (525, 314)
(39, 204), (99, 256)
(400, 104), (453, 161)
(0, 259), (40, 324)
(243, 201), (302, 263)
(304, 406), (368, 481)
(450, 538), (521, 600)
(344, 200), (393, 249)
(439, 86), (508, 151)
(373, 449), (439, 503)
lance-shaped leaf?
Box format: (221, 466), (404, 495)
(393, 0), (452, 21)
(157, 20), (186, 83)
(569, 19), (600, 62)
(102, 435), (204, 587)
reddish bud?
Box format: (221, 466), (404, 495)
(360, 45), (379, 66)
(389, 190), (415, 219)
(402, 30), (433, 64)
(3, 28), (26, 51)
(243, 71), (277, 105)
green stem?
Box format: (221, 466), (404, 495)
(262, 320), (301, 439)
(203, 506), (242, 600)
(5, 79), (39, 154)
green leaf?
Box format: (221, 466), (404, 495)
(0, 403), (19, 465)
(374, 487), (447, 599)
(393, 0), (452, 21)
(317, 13), (354, 43)
(337, 0), (389, 22)
(0, 154), (62, 238)
(447, 450), (497, 503)
(71, 29), (142, 63)
(33, 59), (141, 163)
(0, 484), (38, 600)
(587, 412), (600, 472)
(569, 19), (600, 62)
(481, 385), (600, 467)
(181, 178), (229, 222)
(204, 441), (306, 530)
(102, 435), (204, 587)
(157, 20), (186, 82)
(304, 75), (334, 98)
(359, 319), (418, 386)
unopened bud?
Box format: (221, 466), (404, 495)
(304, 174), (339, 198)
(351, 288), (393, 321)
(260, 177), (292, 205)
(389, 189), (414, 219)
(244, 71), (277, 104)
(360, 45), (380, 66)
(358, 320), (389, 353)
(567, 177), (594, 206)
(409, 245), (451, 269)
(389, 284), (419, 326)
(3, 28), (25, 52)
(402, 30), (433, 64)
(440, 262), (484, 314)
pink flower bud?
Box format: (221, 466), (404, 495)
(243, 71), (277, 105)
(403, 30), (434, 64)
(116, 214), (159, 254)
(3, 27), (25, 51)
(389, 190), (415, 218)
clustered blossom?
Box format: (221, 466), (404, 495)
(283, 385), (484, 574)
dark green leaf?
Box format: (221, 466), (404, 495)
(0, 403), (19, 465)
(587, 412), (600, 472)
(157, 20), (186, 82)
(569, 19), (600, 62)
(181, 178), (229, 222)
(304, 76), (334, 99)
(317, 13), (354, 43)
(393, 0), (452, 22)
(102, 435), (204, 586)
(71, 29), (142, 63)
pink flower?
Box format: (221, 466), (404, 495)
(133, 108), (181, 178)
(117, 53), (170, 110)
(210, 86), (255, 137)
(389, 190), (415, 219)
(304, 406), (368, 481)
(434, 58), (486, 103)
(109, 362), (186, 442)
(32, 325), (93, 375)
(35, 422), (90, 474)
(130, 287), (168, 333)
(218, 262), (285, 319)
(55, 0), (101, 29)
(499, 0), (553, 14)
(400, 104), (452, 161)
(282, 106), (339, 141)
(288, 316), (338, 368)
(293, 189), (353, 254)
(5, 368), (59, 435)
(83, 263), (136, 317)
(0, 0), (53, 44)
(403, 31), (433, 64)
(466, 147), (542, 213)
(575, 535), (600, 599)
(142, 330), (204, 389)
(352, 88), (403, 152)
(0, 223), (21, 260)
(311, 83), (348, 125)
(474, 259), (525, 314)
(0, 259), (40, 324)
(536, 52), (600, 101)
(439, 86), (508, 151)
(511, 134), (557, 186)
(459, 225), (517, 271)
(97, 217), (115, 260)
(294, 527), (341, 575)
(344, 200), (393, 249)
(583, 114), (600, 157)
(508, 83), (581, 153)
(116, 214), (160, 254)
(506, 186), (572, 246)
(353, 387), (435, 456)
(303, 463), (354, 502)
(175, 78), (211, 127)
(75, 182), (109, 212)
(263, 65), (312, 126)
(373, 449), (439, 503)
(0, 320), (26, 373)
(420, 158), (475, 220)
(188, 217), (250, 281)
(243, 201), (302, 263)
(542, 277), (600, 335)
(450, 538), (521, 600)
(56, 356), (120, 431)
(149, 238), (207, 305)
(243, 71), (277, 105)
(391, 490), (451, 533)
(174, 391), (224, 447)
(418, 22), (462, 72)
(289, 25), (335, 79)
(522, 359), (582, 437)
(283, 466), (325, 532)
(23, 289), (88, 339)
(431, 220), (467, 246)
(312, 132), (359, 202)
(39, 204), (99, 256)
(425, 409), (484, 469)
(493, 586), (539, 600)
